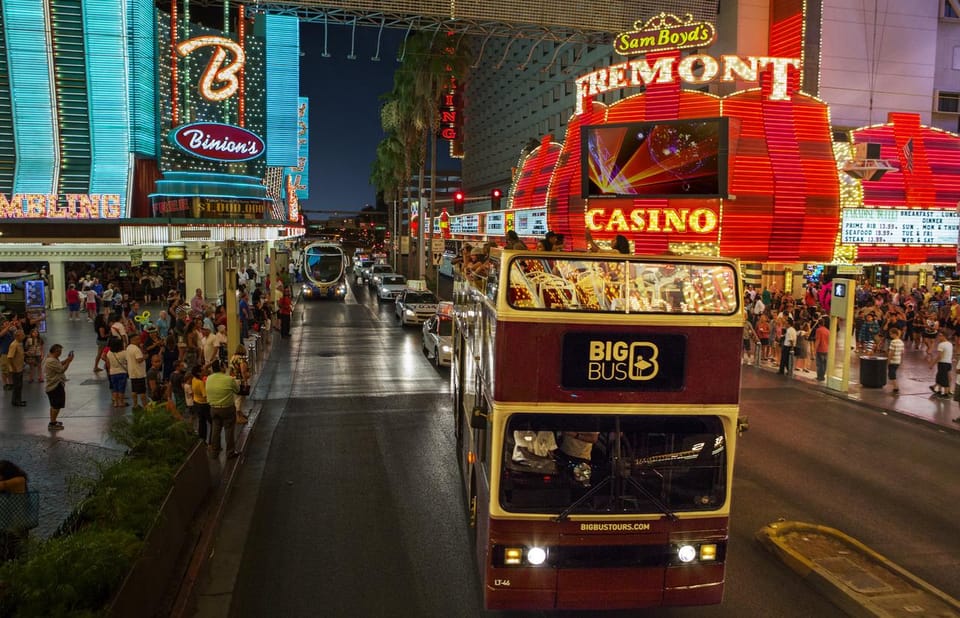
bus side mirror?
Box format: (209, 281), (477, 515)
(737, 417), (749, 435)
(470, 406), (488, 429)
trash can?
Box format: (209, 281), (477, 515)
(859, 355), (887, 388)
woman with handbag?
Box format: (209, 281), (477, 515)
(229, 344), (252, 424)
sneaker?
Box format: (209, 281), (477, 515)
(929, 385), (937, 393)
(47, 422), (63, 430)
(952, 417), (959, 423)
(227, 450), (241, 459)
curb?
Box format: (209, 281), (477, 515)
(168, 331), (274, 617)
(747, 364), (960, 435)
(756, 521), (960, 617)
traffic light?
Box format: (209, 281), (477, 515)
(491, 188), (502, 210)
(453, 190), (465, 214)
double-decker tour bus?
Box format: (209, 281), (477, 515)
(451, 249), (744, 611)
(300, 241), (348, 300)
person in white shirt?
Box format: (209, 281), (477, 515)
(778, 317), (798, 375)
(928, 331), (953, 397)
(125, 339), (148, 409)
(200, 326), (219, 368)
(886, 327), (905, 394)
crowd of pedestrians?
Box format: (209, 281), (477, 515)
(743, 278), (960, 424)
(3, 262), (296, 454)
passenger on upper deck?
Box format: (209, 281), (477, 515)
(504, 230), (527, 250)
(586, 230), (630, 254)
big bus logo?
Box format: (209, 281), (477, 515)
(588, 340), (659, 381)
(562, 333), (686, 391)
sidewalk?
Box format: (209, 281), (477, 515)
(0, 307), (126, 538)
(0, 304), (272, 540)
(748, 339), (960, 434)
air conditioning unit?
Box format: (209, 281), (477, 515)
(934, 90), (960, 115)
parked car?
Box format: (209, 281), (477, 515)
(367, 264), (394, 288)
(395, 289), (439, 325)
(422, 302), (454, 366)
(376, 274), (407, 302)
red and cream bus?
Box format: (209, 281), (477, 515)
(451, 250), (744, 611)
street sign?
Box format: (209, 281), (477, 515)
(431, 237), (445, 253)
(130, 248), (142, 267)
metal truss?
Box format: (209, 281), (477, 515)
(233, 1), (719, 45)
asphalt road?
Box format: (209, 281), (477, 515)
(207, 276), (960, 618)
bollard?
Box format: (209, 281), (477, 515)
(755, 341), (762, 368)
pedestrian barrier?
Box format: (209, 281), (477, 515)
(0, 491), (40, 533)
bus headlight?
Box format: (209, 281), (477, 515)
(441, 345), (452, 353)
(526, 547), (547, 565)
(405, 309), (414, 317)
(502, 546), (548, 566)
(677, 544), (697, 563)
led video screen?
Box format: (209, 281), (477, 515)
(582, 118), (729, 199)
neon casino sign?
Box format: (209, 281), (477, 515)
(0, 194), (122, 219)
(585, 207), (718, 234)
(575, 55), (800, 114)
(176, 35), (245, 102)
(574, 12), (801, 114)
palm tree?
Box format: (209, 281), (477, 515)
(372, 30), (471, 280)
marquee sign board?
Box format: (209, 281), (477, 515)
(169, 122), (265, 162)
(613, 12), (717, 56)
(841, 208), (959, 245)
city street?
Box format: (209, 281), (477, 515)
(194, 277), (960, 617)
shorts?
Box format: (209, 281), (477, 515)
(130, 377), (147, 394)
(45, 382), (66, 409)
(759, 338), (770, 346)
(68, 302), (80, 312)
(109, 372), (128, 393)
(936, 362), (951, 388)
(0, 356), (9, 375)
(887, 363), (900, 380)
(923, 332), (937, 340)
(86, 302), (97, 312)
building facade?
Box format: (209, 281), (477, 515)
(0, 0), (305, 309)
(453, 0), (960, 293)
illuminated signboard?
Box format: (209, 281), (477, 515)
(584, 207), (718, 234)
(169, 122), (264, 162)
(515, 208), (548, 236)
(459, 214), (479, 234)
(284, 98), (309, 200)
(449, 216), (462, 234)
(157, 14), (267, 177)
(485, 212), (505, 235)
(163, 246), (186, 260)
(0, 194), (122, 219)
(613, 13), (717, 56)
(574, 55), (800, 114)
(0, 283), (12, 294)
(433, 216), (442, 234)
(841, 208), (959, 245)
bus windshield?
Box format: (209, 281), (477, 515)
(501, 413), (727, 516)
(506, 256), (739, 314)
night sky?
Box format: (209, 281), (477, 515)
(299, 22), (459, 217)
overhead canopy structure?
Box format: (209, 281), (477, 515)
(237, 0), (720, 44)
